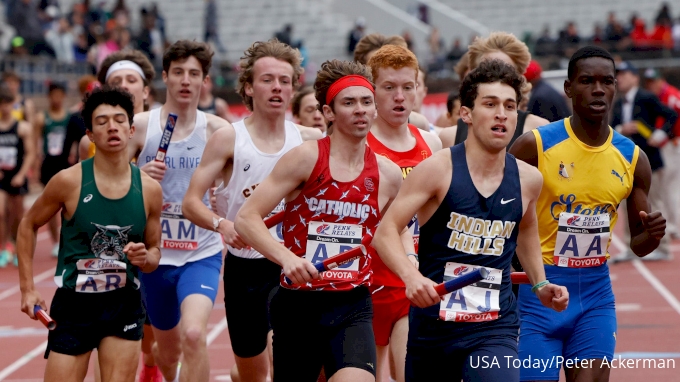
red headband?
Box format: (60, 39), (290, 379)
(325, 75), (374, 105)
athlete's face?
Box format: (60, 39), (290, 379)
(323, 86), (376, 139)
(374, 66), (417, 127)
(162, 56), (206, 106)
(48, 88), (65, 109)
(4, 79), (19, 96)
(107, 69), (148, 113)
(0, 101), (12, 116)
(245, 57), (295, 116)
(414, 69), (427, 112)
(295, 92), (327, 132)
(565, 57), (616, 122)
(461, 82), (518, 152)
(87, 104), (135, 153)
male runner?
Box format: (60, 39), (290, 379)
(234, 59), (404, 382)
(292, 86), (328, 134)
(198, 75), (234, 122)
(372, 59), (569, 382)
(509, 46), (666, 382)
(18, 85), (162, 382)
(130, 40), (230, 382)
(34, 83), (75, 257)
(1, 71), (35, 124)
(182, 39), (321, 382)
(364, 44), (441, 382)
(0, 86), (35, 267)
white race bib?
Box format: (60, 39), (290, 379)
(0, 147), (17, 170)
(160, 202), (198, 250)
(553, 212), (610, 268)
(439, 262), (502, 322)
(47, 131), (65, 156)
(305, 221), (362, 282)
(75, 258), (127, 293)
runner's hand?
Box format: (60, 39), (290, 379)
(21, 290), (46, 319)
(535, 283), (569, 312)
(140, 161), (166, 182)
(218, 219), (247, 250)
(640, 211), (666, 240)
(124, 242), (148, 268)
(404, 274), (441, 308)
(282, 255), (319, 285)
(10, 173), (25, 187)
(210, 187), (218, 213)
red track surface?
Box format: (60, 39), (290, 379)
(0, 207), (678, 381)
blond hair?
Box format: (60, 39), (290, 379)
(468, 32), (531, 74)
(353, 33), (408, 64)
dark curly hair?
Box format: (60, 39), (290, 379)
(82, 85), (135, 131)
(459, 59), (525, 109)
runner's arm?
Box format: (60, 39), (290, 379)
(136, 174), (162, 272)
(508, 129), (539, 167)
(296, 124), (324, 141)
(78, 135), (91, 161)
(626, 150), (666, 256)
(420, 129), (443, 153)
(15, 121), (36, 182)
(234, 142), (319, 284)
(17, 170), (73, 317)
(514, 163), (547, 285)
(438, 125), (458, 149)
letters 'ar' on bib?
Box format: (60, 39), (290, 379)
(439, 262), (502, 322)
(553, 212), (610, 268)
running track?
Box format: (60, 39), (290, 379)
(0, 197), (678, 381)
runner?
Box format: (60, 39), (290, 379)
(439, 32), (549, 148)
(365, 44), (441, 382)
(0, 86), (35, 267)
(34, 83), (77, 258)
(131, 40), (230, 382)
(292, 86), (328, 134)
(1, 71), (35, 124)
(198, 75), (235, 122)
(509, 46), (666, 382)
(372, 59), (568, 382)
(17, 85), (162, 382)
(182, 39), (321, 382)
(234, 58), (403, 382)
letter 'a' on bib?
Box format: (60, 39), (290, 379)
(439, 262), (502, 322)
(553, 212), (610, 268)
(304, 221), (363, 282)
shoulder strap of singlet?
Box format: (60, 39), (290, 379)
(454, 118), (468, 145)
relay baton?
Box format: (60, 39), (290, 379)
(33, 306), (56, 330)
(511, 272), (530, 284)
(264, 211), (284, 228)
(285, 245), (367, 284)
(155, 113), (178, 162)
(434, 267), (489, 296)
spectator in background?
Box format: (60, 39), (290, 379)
(655, 2), (672, 26)
(150, 3), (167, 44)
(137, 8), (164, 68)
(534, 26), (554, 56)
(45, 16), (75, 63)
(347, 17), (366, 55)
(673, 17), (680, 51)
(402, 29), (414, 52)
(590, 23), (605, 44)
(446, 38), (465, 61)
(605, 12), (618, 39)
(275, 24), (293, 46)
(558, 21), (581, 56)
(73, 31), (90, 63)
(204, 0), (226, 53)
(524, 60), (570, 122)
(87, 27), (120, 72)
(9, 0), (55, 57)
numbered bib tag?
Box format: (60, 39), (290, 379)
(75, 258), (127, 293)
(439, 262), (501, 322)
(305, 221), (362, 282)
(47, 131), (66, 156)
(0, 147), (17, 170)
(553, 212), (610, 268)
(160, 202), (198, 250)
(268, 201), (285, 243)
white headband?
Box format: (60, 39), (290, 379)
(105, 60), (146, 82)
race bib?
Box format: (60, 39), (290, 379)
(439, 262), (502, 322)
(0, 147), (17, 170)
(408, 215), (420, 251)
(553, 212), (610, 268)
(160, 202), (198, 250)
(75, 258), (127, 293)
(47, 131), (66, 156)
(268, 200), (285, 243)
(305, 221), (362, 282)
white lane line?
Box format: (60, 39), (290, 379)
(611, 235), (680, 317)
(0, 232), (55, 302)
(0, 340), (47, 381)
(206, 317), (227, 346)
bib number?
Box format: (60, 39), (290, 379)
(439, 262), (501, 322)
(47, 131), (66, 156)
(305, 221), (362, 282)
(161, 202), (198, 250)
(553, 212), (610, 268)
(75, 258), (127, 293)
(0, 147), (17, 170)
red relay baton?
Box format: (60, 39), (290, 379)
(511, 272), (530, 284)
(434, 267), (489, 296)
(34, 306), (56, 330)
(154, 113), (178, 162)
(285, 245), (367, 285)
(264, 211), (284, 228)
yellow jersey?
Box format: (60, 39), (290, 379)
(534, 118), (639, 267)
